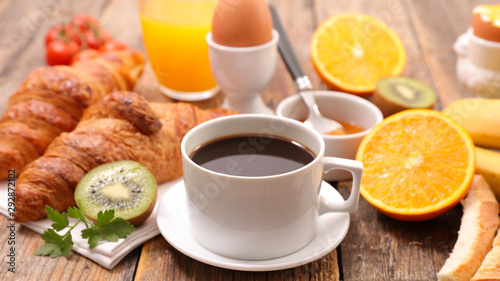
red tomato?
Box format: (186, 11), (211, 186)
(46, 40), (80, 66)
(70, 49), (101, 64)
(99, 40), (128, 52)
(45, 23), (65, 46)
(63, 24), (82, 46)
(45, 23), (82, 47)
(84, 30), (105, 49)
(71, 14), (100, 32)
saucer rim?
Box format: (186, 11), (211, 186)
(156, 180), (350, 271)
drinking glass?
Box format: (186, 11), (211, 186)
(139, 0), (219, 101)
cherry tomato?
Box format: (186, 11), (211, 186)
(84, 30), (105, 49)
(44, 14), (118, 65)
(46, 40), (80, 66)
(64, 24), (82, 46)
(99, 40), (128, 52)
(70, 49), (101, 64)
(45, 23), (65, 46)
(45, 23), (82, 47)
(71, 14), (100, 32)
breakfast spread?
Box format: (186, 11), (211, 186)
(2, 1), (500, 278)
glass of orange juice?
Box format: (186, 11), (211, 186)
(139, 0), (219, 101)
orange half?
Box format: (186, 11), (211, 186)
(355, 109), (475, 221)
(311, 13), (406, 96)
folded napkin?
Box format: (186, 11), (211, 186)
(0, 178), (181, 269)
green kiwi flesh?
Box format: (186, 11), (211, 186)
(74, 160), (157, 226)
(373, 76), (437, 117)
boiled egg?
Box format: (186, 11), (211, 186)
(211, 0), (273, 47)
(472, 4), (500, 42)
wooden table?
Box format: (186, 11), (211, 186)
(0, 0), (492, 280)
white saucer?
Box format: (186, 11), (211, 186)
(156, 180), (350, 272)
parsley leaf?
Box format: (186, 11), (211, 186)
(98, 217), (135, 242)
(61, 232), (74, 257)
(34, 229), (65, 258)
(81, 227), (103, 249)
(34, 241), (64, 258)
(34, 206), (135, 258)
(67, 207), (86, 221)
(96, 209), (115, 225)
(45, 206), (69, 231)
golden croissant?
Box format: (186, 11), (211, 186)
(0, 50), (145, 179)
(15, 91), (237, 222)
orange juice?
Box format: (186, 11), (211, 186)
(140, 0), (218, 99)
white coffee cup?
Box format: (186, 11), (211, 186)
(181, 114), (363, 260)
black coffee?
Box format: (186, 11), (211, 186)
(190, 135), (315, 177)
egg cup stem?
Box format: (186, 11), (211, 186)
(222, 92), (274, 115)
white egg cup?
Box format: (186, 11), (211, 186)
(454, 28), (500, 98)
(206, 30), (279, 114)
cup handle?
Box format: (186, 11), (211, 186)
(319, 157), (363, 213)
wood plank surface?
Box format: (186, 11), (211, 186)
(407, 0), (478, 107)
(0, 0), (498, 280)
(134, 235), (340, 281)
(337, 181), (462, 281)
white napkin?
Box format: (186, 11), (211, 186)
(0, 178), (181, 269)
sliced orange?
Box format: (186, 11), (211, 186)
(311, 13), (406, 96)
(355, 109), (475, 221)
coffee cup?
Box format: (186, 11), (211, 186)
(180, 114), (363, 260)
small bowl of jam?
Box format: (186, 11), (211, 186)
(276, 91), (383, 181)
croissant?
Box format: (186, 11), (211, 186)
(0, 50), (145, 179)
(14, 91), (237, 222)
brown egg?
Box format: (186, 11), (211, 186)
(472, 4), (500, 42)
(211, 0), (273, 47)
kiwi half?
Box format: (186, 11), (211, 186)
(373, 76), (437, 117)
(74, 160), (157, 227)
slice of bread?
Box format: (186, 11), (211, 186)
(472, 228), (500, 280)
(437, 175), (500, 281)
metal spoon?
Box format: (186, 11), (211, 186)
(269, 5), (345, 134)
